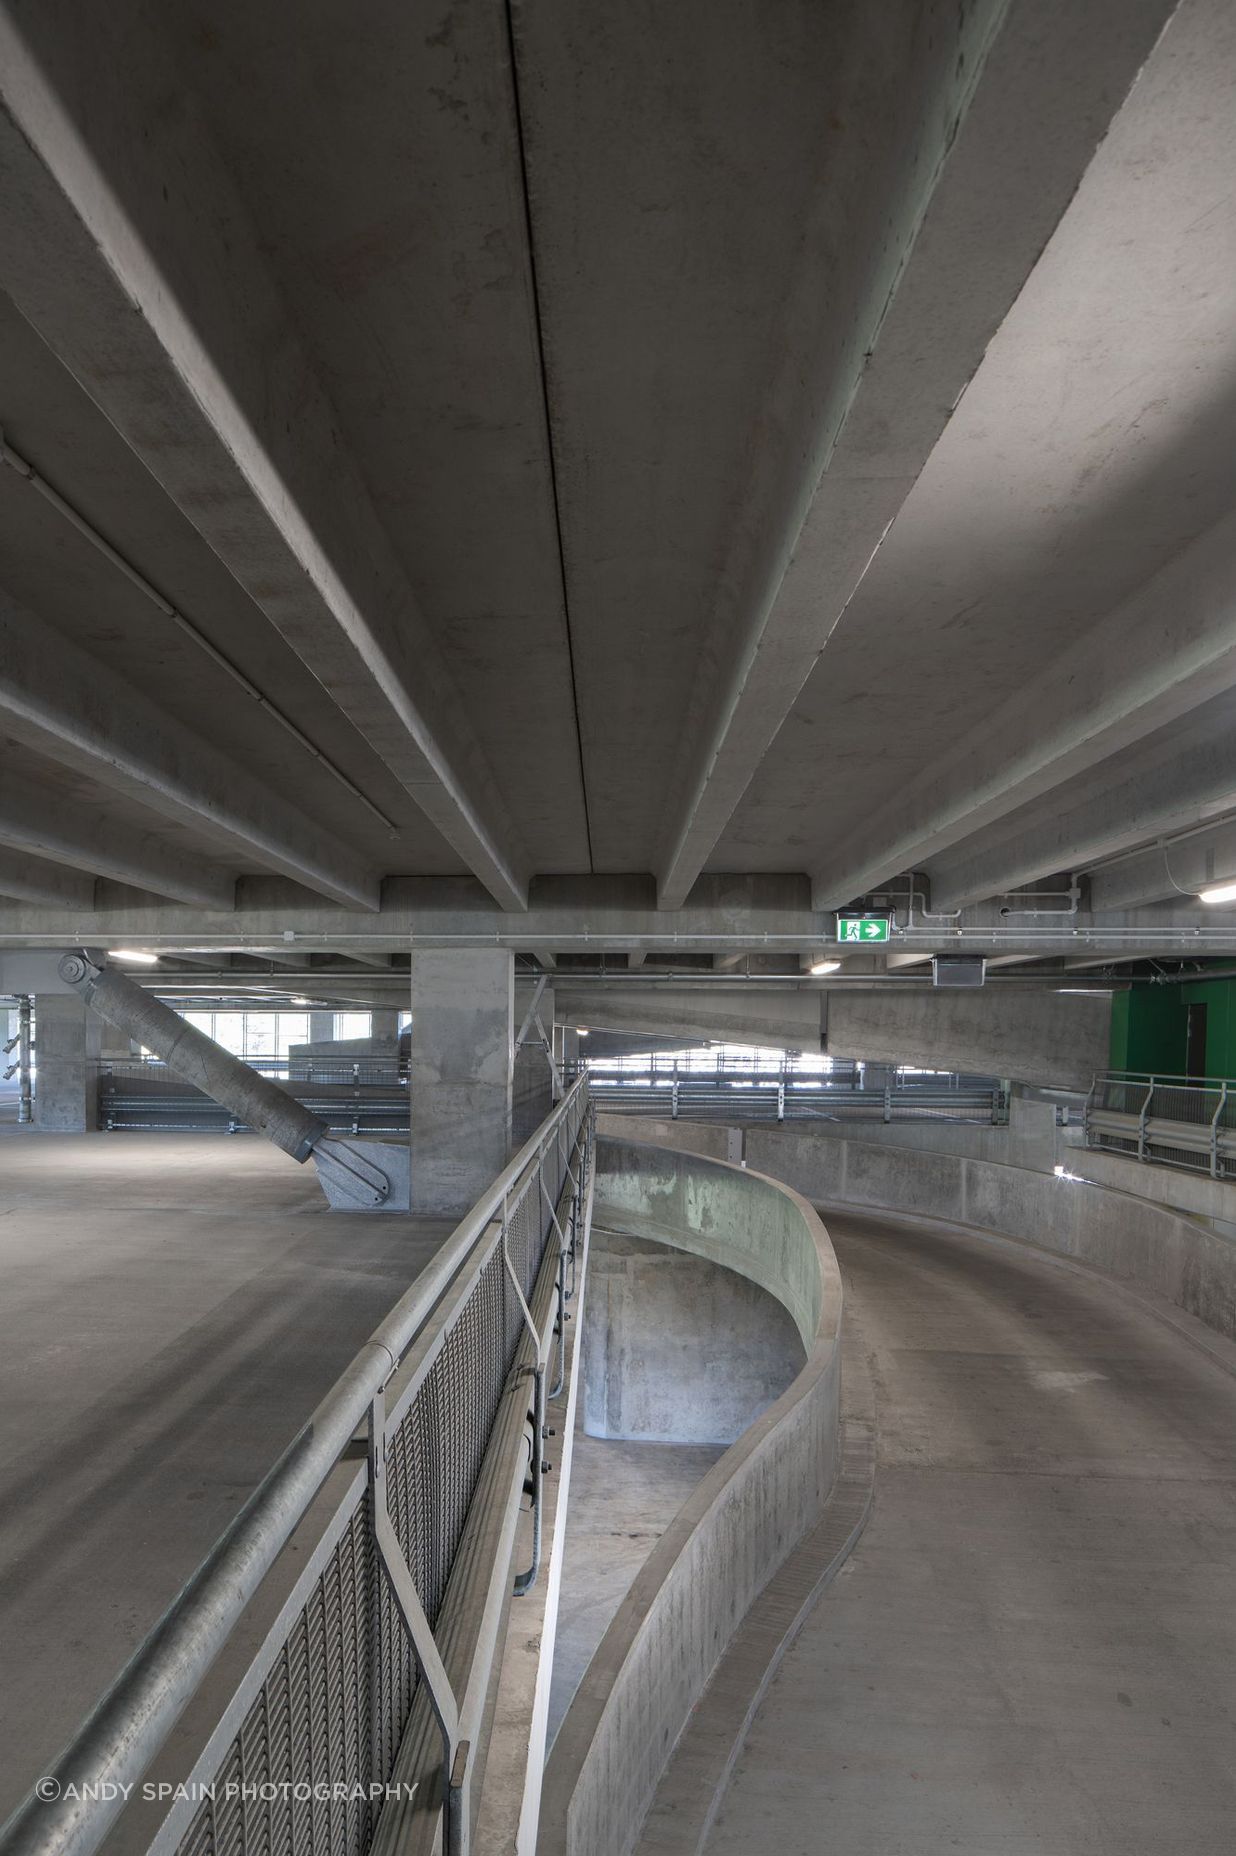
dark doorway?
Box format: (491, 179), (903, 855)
(1186, 1002), (1208, 1080)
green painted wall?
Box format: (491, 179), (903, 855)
(1110, 976), (1236, 1079)
(1108, 985), (1186, 1076)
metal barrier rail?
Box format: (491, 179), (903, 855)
(101, 1057), (406, 1083)
(0, 1079), (594, 1856)
(96, 1059), (409, 1136)
(1084, 1070), (1236, 1177)
(580, 1066), (1007, 1125)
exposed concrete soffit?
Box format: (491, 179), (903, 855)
(1087, 819), (1236, 913)
(0, 843), (92, 907)
(4, 874), (1236, 960)
(813, 503), (1236, 909)
(655, 0), (1176, 909)
(0, 7), (529, 911)
(0, 591), (378, 908)
(0, 762), (235, 907)
(927, 718), (1236, 912)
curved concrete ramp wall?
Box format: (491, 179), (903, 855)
(539, 1137), (842, 1856)
(584, 1229), (805, 1444)
(602, 1117), (1236, 1345)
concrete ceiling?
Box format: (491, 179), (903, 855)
(3, 0), (1236, 982)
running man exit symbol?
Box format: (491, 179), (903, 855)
(836, 915), (891, 944)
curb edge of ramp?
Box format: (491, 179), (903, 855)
(634, 1317), (877, 1856)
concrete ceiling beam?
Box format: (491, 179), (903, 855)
(927, 707), (1236, 912)
(655, 0), (1175, 908)
(0, 766), (234, 908)
(0, 845), (92, 908)
(0, 872), (831, 955)
(1088, 822), (1236, 913)
(814, 505), (1236, 909)
(0, 1), (528, 910)
(0, 592), (378, 909)
(554, 983), (823, 1055)
(6, 872), (1236, 962)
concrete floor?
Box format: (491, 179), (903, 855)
(548, 1416), (724, 1746)
(0, 1129), (451, 1823)
(705, 1207), (1236, 1856)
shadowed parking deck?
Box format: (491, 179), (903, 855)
(0, 1131), (451, 1824)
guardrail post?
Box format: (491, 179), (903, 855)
(672, 1078), (679, 1120)
(368, 1391), (461, 1844)
(1137, 1081), (1154, 1162)
(883, 1083), (892, 1124)
(448, 1741), (471, 1856)
(1212, 1083), (1226, 1179)
(777, 1079), (785, 1123)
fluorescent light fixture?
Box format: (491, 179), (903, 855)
(577, 1027), (590, 1037)
(809, 958), (842, 976)
(1198, 880), (1236, 905)
(108, 949), (158, 965)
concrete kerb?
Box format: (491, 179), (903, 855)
(634, 1321), (876, 1856)
(537, 1138), (844, 1856)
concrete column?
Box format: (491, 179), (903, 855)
(409, 949), (514, 1215)
(309, 1010), (335, 1044)
(370, 1009), (399, 1050)
(34, 995), (101, 1131)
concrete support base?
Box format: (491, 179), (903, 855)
(408, 948), (514, 1216)
(33, 995), (100, 1132)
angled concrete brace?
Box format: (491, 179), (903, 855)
(57, 951), (407, 1209)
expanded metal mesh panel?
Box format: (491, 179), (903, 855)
(175, 1495), (381, 1856)
(386, 1243), (509, 1628)
(171, 1102), (586, 1856)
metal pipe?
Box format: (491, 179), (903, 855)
(58, 952), (326, 1161)
(513, 1365), (546, 1598)
(0, 1079), (589, 1856)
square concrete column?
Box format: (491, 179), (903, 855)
(34, 995), (101, 1132)
(409, 949), (514, 1216)
(370, 1009), (400, 1051)
(308, 1010), (335, 1044)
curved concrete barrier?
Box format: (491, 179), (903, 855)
(539, 1136), (843, 1856)
(602, 1116), (1236, 1345)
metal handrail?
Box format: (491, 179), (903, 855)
(1084, 1071), (1236, 1179)
(582, 1065), (1006, 1125)
(0, 1077), (591, 1856)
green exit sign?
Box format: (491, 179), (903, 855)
(837, 914), (891, 944)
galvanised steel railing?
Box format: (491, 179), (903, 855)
(0, 1078), (594, 1856)
(95, 1057), (409, 1137)
(578, 1063), (1007, 1126)
(1085, 1070), (1236, 1177)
